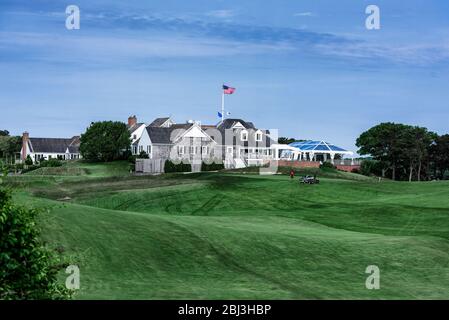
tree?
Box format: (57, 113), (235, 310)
(278, 137), (297, 145)
(429, 134), (449, 179)
(0, 130), (9, 136)
(0, 188), (71, 299)
(360, 159), (383, 177)
(402, 126), (435, 181)
(80, 121), (131, 162)
(356, 123), (410, 180)
(0, 135), (21, 163)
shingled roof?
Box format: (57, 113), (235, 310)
(217, 119), (256, 130)
(146, 123), (193, 144)
(213, 119), (275, 147)
(149, 117), (171, 127)
(28, 136), (80, 154)
(128, 123), (145, 134)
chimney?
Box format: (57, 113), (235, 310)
(22, 131), (29, 161)
(128, 115), (137, 127)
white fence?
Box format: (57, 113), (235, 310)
(135, 159), (165, 174)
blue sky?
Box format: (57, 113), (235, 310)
(1, 0), (449, 152)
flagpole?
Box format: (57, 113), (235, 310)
(221, 90), (225, 124)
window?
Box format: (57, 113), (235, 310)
(190, 146), (195, 154)
(256, 131), (263, 142)
(241, 130), (248, 141)
(202, 146), (209, 154)
(227, 147), (233, 154)
(139, 146), (143, 153)
(178, 145), (184, 155)
(133, 134), (136, 139)
(147, 145), (152, 154)
(133, 145), (137, 154)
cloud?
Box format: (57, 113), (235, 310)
(206, 10), (235, 19)
(294, 12), (314, 17)
(0, 31), (295, 66)
(1, 10), (449, 68)
(315, 41), (449, 66)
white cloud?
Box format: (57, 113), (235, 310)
(294, 12), (314, 17)
(0, 31), (294, 65)
(206, 10), (235, 19)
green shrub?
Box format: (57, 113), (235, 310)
(25, 155), (33, 166)
(128, 155), (137, 163)
(21, 165), (40, 174)
(0, 188), (72, 299)
(320, 161), (336, 169)
(201, 161), (225, 171)
(137, 151), (149, 159)
(40, 159), (63, 168)
(164, 160), (191, 173)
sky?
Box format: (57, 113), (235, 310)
(1, 0), (449, 153)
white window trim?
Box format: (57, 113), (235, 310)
(241, 130), (248, 141)
(255, 130), (263, 142)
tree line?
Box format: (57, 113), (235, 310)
(0, 130), (21, 164)
(356, 122), (449, 181)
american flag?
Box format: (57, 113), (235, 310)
(223, 85), (236, 94)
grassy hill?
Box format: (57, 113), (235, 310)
(8, 161), (449, 299)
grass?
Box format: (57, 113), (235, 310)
(7, 160), (449, 299)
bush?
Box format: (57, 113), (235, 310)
(164, 160), (191, 173)
(21, 165), (40, 174)
(25, 155), (33, 166)
(40, 159), (63, 168)
(0, 188), (72, 299)
(320, 161), (336, 169)
(128, 154), (136, 163)
(201, 161), (225, 171)
(137, 151), (149, 159)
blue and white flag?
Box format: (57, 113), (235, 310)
(217, 111), (223, 118)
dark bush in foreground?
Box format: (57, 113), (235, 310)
(0, 188), (71, 299)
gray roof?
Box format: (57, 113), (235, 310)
(149, 117), (170, 127)
(217, 118), (256, 130)
(28, 136), (80, 154)
(146, 123), (193, 144)
(210, 119), (275, 147)
(128, 123), (145, 134)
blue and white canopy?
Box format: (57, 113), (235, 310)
(289, 140), (353, 155)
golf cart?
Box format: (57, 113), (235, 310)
(300, 175), (320, 184)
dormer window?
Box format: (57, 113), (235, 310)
(241, 130), (248, 141)
(255, 130), (263, 142)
